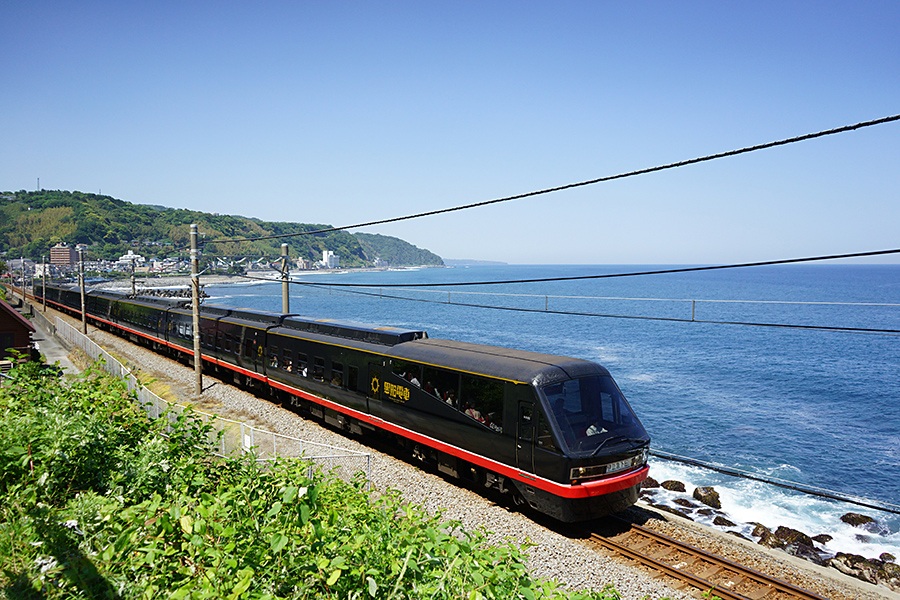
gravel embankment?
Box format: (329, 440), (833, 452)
(54, 307), (895, 600)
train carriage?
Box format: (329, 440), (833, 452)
(39, 284), (650, 522)
(109, 295), (186, 347)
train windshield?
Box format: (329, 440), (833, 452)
(540, 375), (648, 454)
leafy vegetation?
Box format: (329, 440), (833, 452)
(0, 363), (627, 599)
(356, 233), (443, 267)
(0, 190), (443, 268)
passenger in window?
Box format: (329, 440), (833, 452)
(464, 402), (484, 423)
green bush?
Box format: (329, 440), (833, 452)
(0, 363), (626, 599)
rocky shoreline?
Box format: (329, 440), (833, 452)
(640, 476), (900, 592)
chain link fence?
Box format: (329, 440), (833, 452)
(51, 315), (371, 483)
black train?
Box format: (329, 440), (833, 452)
(43, 284), (650, 521)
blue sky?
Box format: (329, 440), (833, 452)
(2, 2), (898, 264)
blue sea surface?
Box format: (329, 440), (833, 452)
(205, 264), (900, 558)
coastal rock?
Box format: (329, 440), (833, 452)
(773, 526), (814, 548)
(811, 534), (833, 544)
(787, 542), (829, 566)
(840, 512), (876, 527)
(882, 561), (900, 591)
(750, 523), (771, 538)
(757, 529), (786, 550)
(660, 480), (686, 492)
(826, 553), (900, 590)
(881, 552), (896, 563)
(692, 486), (721, 509)
(653, 504), (694, 521)
(713, 516), (736, 527)
(641, 476), (660, 489)
(673, 498), (700, 509)
(829, 552), (880, 585)
(755, 524), (825, 563)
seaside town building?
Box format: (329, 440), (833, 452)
(322, 250), (340, 269)
(49, 243), (77, 266)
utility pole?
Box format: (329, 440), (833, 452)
(130, 257), (137, 296)
(190, 224), (203, 397)
(41, 255), (46, 312)
(281, 242), (290, 314)
(78, 248), (87, 334)
(19, 256), (24, 302)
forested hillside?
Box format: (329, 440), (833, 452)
(355, 232), (443, 267)
(0, 190), (443, 268)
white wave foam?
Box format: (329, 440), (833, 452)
(648, 459), (900, 560)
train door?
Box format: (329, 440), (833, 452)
(516, 402), (535, 473)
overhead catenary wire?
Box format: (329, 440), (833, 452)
(229, 247), (900, 289)
(204, 113), (900, 246)
(224, 274), (900, 336)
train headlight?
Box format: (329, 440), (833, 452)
(570, 450), (648, 483)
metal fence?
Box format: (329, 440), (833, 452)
(51, 315), (371, 482)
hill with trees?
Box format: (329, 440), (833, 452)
(0, 190), (444, 268)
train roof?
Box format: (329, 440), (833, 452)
(388, 337), (610, 386)
(280, 315), (427, 346)
(120, 295), (191, 309)
(192, 304), (295, 327)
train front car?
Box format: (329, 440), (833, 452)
(386, 338), (649, 522)
(528, 361), (650, 521)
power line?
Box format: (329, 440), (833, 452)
(237, 248), (900, 289)
(205, 113), (900, 245)
(224, 274), (900, 336)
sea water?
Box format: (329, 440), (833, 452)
(204, 263), (900, 559)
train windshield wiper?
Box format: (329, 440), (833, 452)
(589, 435), (646, 457)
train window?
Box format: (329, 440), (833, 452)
(281, 348), (293, 373)
(422, 366), (460, 407)
(176, 322), (191, 339)
(313, 357), (325, 381)
(269, 347), (280, 369)
(541, 375), (645, 452)
(331, 361), (344, 387)
(460, 375), (504, 433)
(297, 353), (308, 377)
(391, 360), (421, 386)
(536, 412), (560, 452)
(518, 404), (534, 441)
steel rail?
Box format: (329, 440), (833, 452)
(590, 522), (829, 600)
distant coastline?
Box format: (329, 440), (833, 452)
(443, 259), (508, 266)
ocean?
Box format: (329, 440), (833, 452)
(203, 263), (900, 559)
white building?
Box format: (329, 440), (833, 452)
(322, 250), (339, 269)
(116, 250), (146, 271)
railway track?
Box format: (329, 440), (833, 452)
(589, 519), (829, 600)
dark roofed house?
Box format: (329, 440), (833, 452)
(1, 298), (36, 367)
